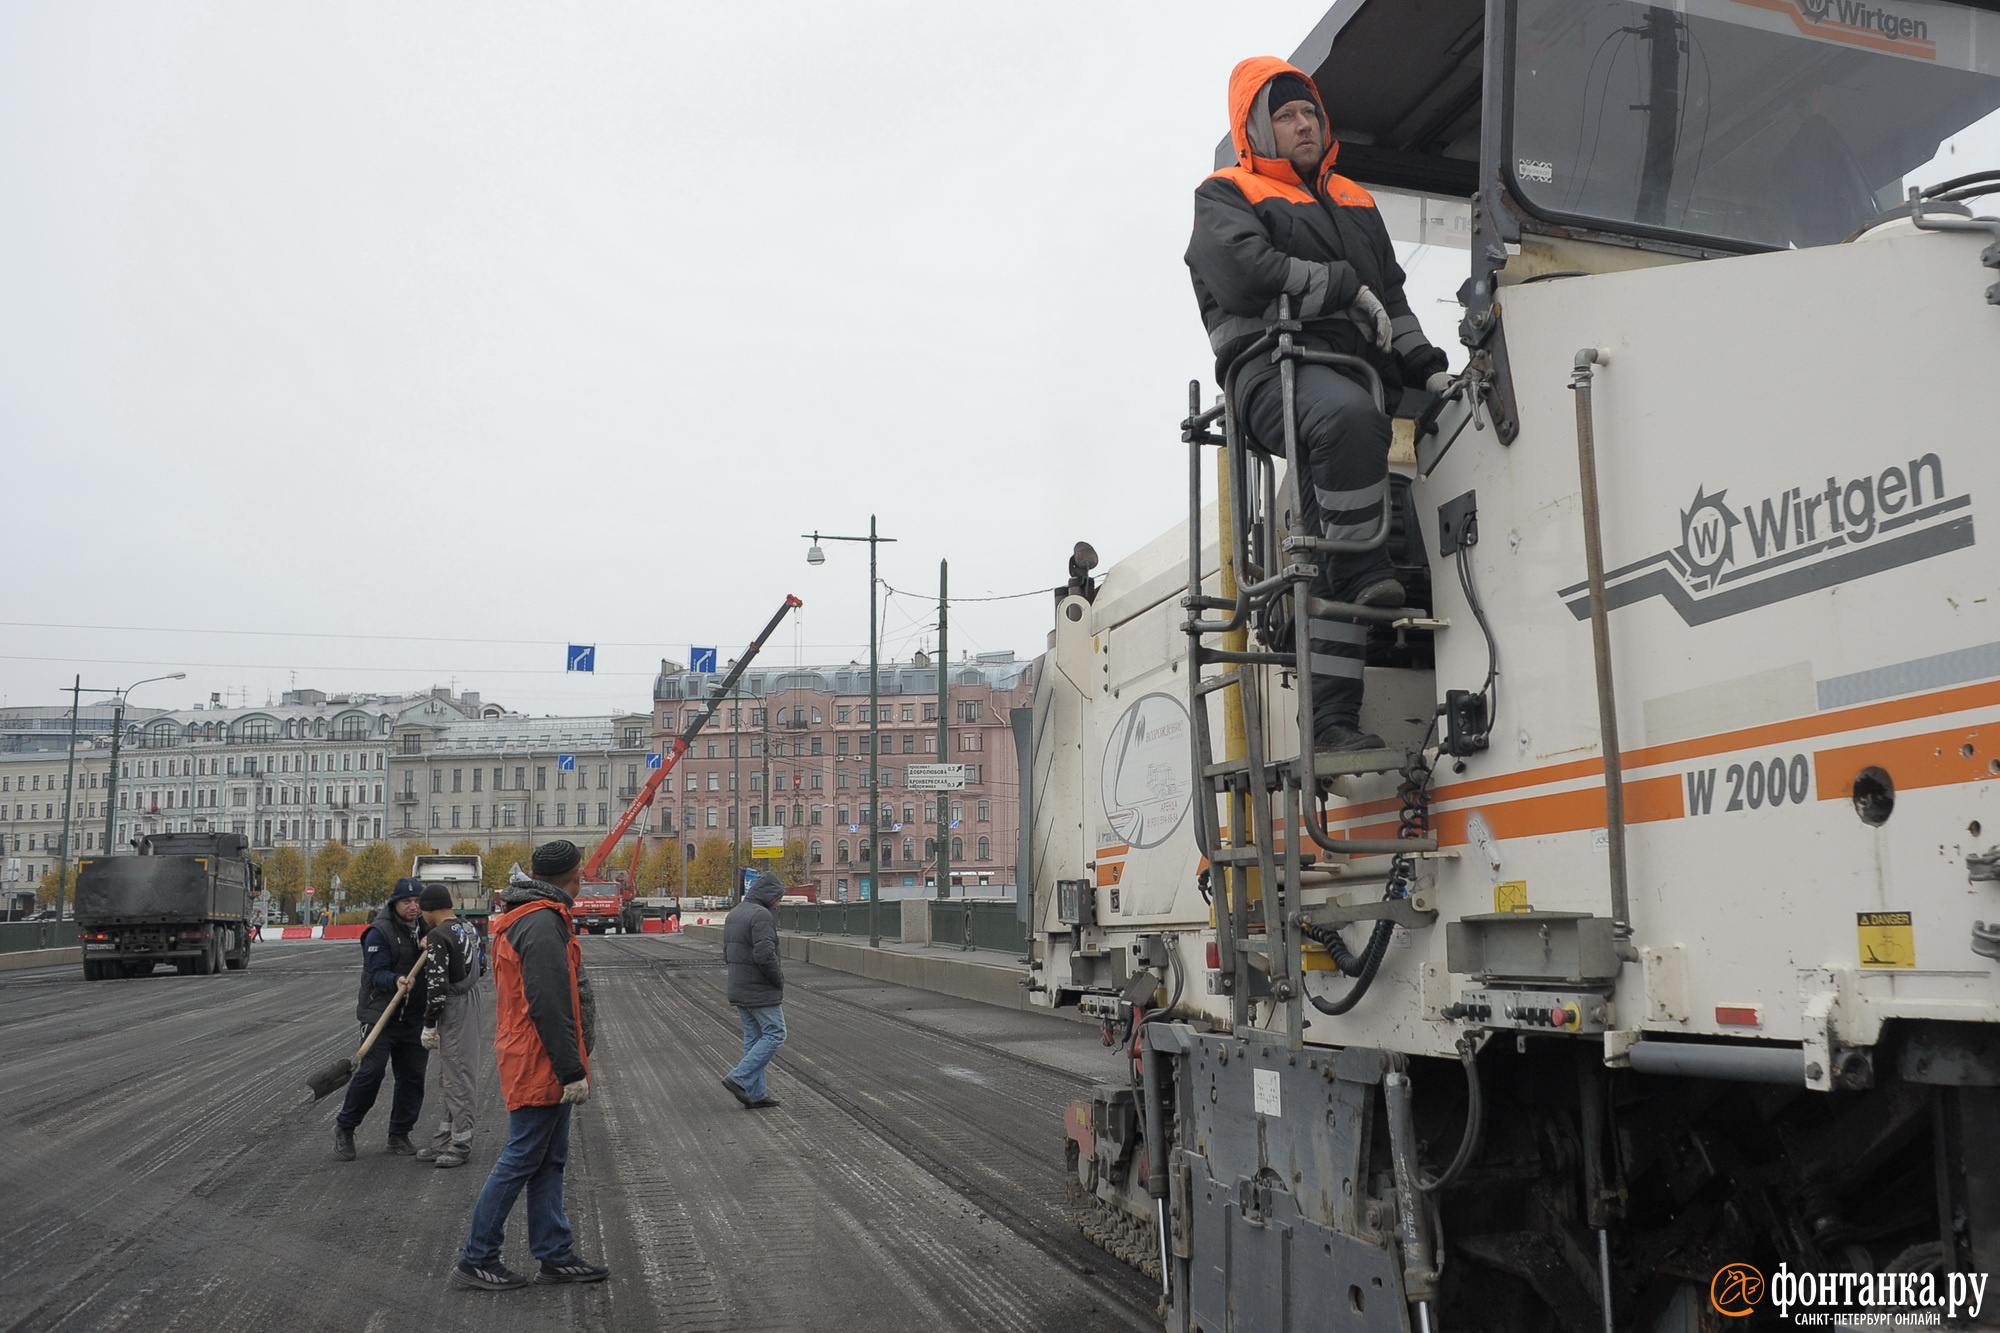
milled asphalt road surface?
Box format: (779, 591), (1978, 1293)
(0, 934), (1157, 1332)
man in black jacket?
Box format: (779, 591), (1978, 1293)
(1188, 58), (1452, 752)
(719, 871), (786, 1110)
(333, 878), (431, 1160)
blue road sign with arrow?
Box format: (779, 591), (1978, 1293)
(558, 755), (575, 772)
(567, 645), (595, 673)
(690, 647), (717, 673)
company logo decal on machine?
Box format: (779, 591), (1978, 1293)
(1728, 0), (1939, 59)
(1100, 692), (1193, 850)
(1559, 453), (1972, 626)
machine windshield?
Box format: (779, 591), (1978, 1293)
(1509, 0), (2000, 248)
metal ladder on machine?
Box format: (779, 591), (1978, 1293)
(1180, 296), (1440, 1042)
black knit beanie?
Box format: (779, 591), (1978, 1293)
(1264, 73), (1317, 116)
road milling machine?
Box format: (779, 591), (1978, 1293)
(1027, 1), (2000, 1327)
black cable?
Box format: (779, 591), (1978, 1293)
(1456, 542), (1500, 718)
(1418, 1037), (1486, 1192)
(1302, 918), (1395, 1014)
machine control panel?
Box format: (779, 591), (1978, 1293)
(1444, 988), (1613, 1033)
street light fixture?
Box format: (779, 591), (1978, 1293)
(802, 520), (896, 947)
(56, 670), (185, 922)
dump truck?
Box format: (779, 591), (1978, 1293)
(410, 853), (488, 932)
(75, 832), (258, 980)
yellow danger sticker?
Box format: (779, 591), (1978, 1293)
(1857, 911), (1915, 969)
(1494, 881), (1530, 914)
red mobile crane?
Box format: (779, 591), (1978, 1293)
(568, 595), (803, 934)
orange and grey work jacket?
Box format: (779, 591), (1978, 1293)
(1186, 56), (1444, 399)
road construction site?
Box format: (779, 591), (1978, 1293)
(0, 932), (1155, 1333)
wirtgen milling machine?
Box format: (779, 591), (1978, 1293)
(1026, 1), (2000, 1328)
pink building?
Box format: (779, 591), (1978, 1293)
(650, 651), (1032, 901)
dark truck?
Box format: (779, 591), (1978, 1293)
(75, 832), (259, 980)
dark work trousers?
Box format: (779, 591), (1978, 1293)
(335, 1022), (430, 1138)
(1240, 361), (1394, 735)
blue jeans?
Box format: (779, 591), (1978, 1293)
(727, 1004), (786, 1100)
(461, 1103), (575, 1267)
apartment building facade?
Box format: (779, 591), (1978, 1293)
(651, 650), (1032, 901)
(388, 712), (656, 854)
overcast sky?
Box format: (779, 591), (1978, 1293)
(3, 3), (1993, 720)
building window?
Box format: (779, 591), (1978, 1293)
(431, 808), (442, 829)
(555, 804), (566, 827)
(811, 773), (824, 790)
(978, 800), (990, 822)
(952, 837), (964, 859)
(536, 767), (547, 790)
(810, 840), (822, 864)
(431, 769), (442, 793)
(515, 766), (526, 790)
(977, 836), (990, 860)
(451, 806), (462, 828)
(472, 769), (483, 793)
(452, 769), (463, 793)
(902, 836), (914, 860)
(536, 804), (546, 826)
(959, 732), (981, 751)
(837, 770), (850, 790)
(810, 806), (823, 825)
(837, 841), (850, 864)
(598, 803), (609, 825)
(923, 703), (938, 721)
(706, 807), (718, 828)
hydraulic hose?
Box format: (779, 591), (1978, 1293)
(1418, 1037), (1485, 1193)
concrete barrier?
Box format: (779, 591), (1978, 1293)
(683, 923), (1061, 1018)
(0, 947), (81, 972)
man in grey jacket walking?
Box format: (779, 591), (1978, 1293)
(720, 870), (786, 1110)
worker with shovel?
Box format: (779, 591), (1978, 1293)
(416, 883), (485, 1169)
(450, 840), (606, 1291)
(332, 878), (431, 1161)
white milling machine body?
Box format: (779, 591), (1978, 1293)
(1029, 0), (2000, 1328)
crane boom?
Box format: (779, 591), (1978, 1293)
(580, 594), (803, 881)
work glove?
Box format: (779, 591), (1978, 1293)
(1400, 343), (1449, 389)
(560, 1077), (592, 1105)
(1351, 286), (1394, 353)
(420, 1026), (440, 1050)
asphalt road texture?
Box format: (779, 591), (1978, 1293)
(0, 934), (1158, 1332)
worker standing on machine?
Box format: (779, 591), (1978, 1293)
(1186, 58), (1451, 752)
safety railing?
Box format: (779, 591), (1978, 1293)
(773, 902), (901, 942)
(0, 920), (81, 954)
(929, 899), (1026, 955)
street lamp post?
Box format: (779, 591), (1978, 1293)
(101, 673), (187, 862)
(804, 517), (896, 947)
(59, 671), (185, 920)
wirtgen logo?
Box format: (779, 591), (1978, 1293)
(1732, 0), (1938, 57)
(1559, 452), (1973, 626)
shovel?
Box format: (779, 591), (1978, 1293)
(305, 951), (427, 1100)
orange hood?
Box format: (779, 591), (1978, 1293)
(1225, 56), (1339, 190)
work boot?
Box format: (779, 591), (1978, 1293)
(435, 1147), (471, 1169)
(534, 1257), (611, 1285)
(1314, 722), (1386, 753)
(386, 1133), (418, 1156)
(332, 1125), (356, 1162)
(1355, 577), (1406, 608)
(721, 1076), (753, 1106)
(747, 1097), (781, 1110)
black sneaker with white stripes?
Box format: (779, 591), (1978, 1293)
(450, 1260), (530, 1291)
(535, 1257), (611, 1285)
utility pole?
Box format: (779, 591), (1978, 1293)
(55, 676), (81, 920)
(935, 559), (950, 901)
(868, 514), (882, 947)
(802, 516), (896, 945)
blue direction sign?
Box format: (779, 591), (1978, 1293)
(567, 645), (596, 673)
(558, 755), (576, 772)
(645, 753), (663, 769)
(690, 646), (717, 673)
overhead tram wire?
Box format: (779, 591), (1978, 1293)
(0, 619), (877, 653)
